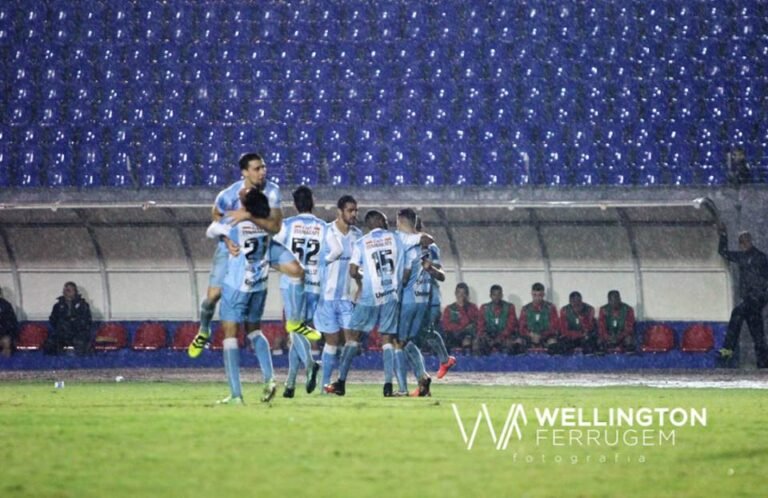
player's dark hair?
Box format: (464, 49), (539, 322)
(337, 194), (357, 210)
(364, 209), (387, 230)
(293, 186), (314, 213)
(397, 208), (417, 228)
(532, 282), (545, 292)
(415, 216), (423, 232)
(490, 284), (503, 294)
(456, 282), (470, 293)
(238, 152), (264, 170)
(607, 290), (621, 300)
(569, 291), (582, 300)
(243, 189), (271, 219)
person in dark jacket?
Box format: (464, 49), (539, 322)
(44, 282), (92, 356)
(718, 227), (768, 368)
(0, 288), (19, 358)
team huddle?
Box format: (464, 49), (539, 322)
(187, 153), (455, 404)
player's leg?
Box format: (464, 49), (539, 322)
(314, 299), (342, 391)
(217, 287), (245, 404)
(394, 303), (418, 395)
(190, 245), (228, 358)
(282, 287), (303, 397)
(327, 304), (373, 395)
(302, 292), (320, 393)
(272, 244), (320, 341)
(390, 302), (431, 397)
(381, 333), (396, 397)
(244, 291), (276, 402)
(424, 305), (456, 378)
(720, 301), (747, 358)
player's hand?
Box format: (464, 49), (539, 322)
(546, 338), (557, 346)
(225, 238), (240, 256)
(226, 208), (251, 225)
(421, 259), (432, 271)
(531, 333), (540, 344)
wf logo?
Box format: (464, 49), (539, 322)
(451, 403), (528, 450)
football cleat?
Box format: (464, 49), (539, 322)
(261, 379), (277, 403)
(383, 382), (393, 397)
(324, 379), (346, 396)
(216, 395), (244, 405)
(436, 356), (457, 379)
(283, 386), (295, 399)
(286, 320), (321, 341)
(306, 361), (321, 394)
(187, 330), (210, 359)
(417, 376), (432, 397)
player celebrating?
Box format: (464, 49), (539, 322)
(273, 186), (326, 398)
(325, 210), (410, 396)
(315, 195), (362, 392)
(188, 153), (319, 360)
(393, 209), (437, 397)
(414, 217), (456, 380)
(207, 188), (305, 404)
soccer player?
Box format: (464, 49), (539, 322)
(314, 195), (362, 392)
(393, 209), (439, 397)
(519, 282), (560, 353)
(597, 290), (636, 353)
(325, 210), (410, 396)
(207, 188), (303, 404)
(273, 186), (326, 398)
(413, 217), (456, 380)
(189, 153), (319, 359)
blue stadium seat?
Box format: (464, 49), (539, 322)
(600, 128), (631, 186)
(571, 129), (601, 186)
(47, 140), (74, 187)
(263, 145), (289, 186)
(105, 127), (134, 187)
(168, 4), (194, 44)
(133, 124), (165, 188)
(74, 129), (103, 187)
(16, 141), (43, 187)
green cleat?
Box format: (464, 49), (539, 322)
(216, 396), (244, 406)
(187, 330), (210, 359)
(261, 379), (277, 403)
(285, 320), (321, 341)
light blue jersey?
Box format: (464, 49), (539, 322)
(318, 222), (363, 302)
(274, 213), (328, 294)
(222, 221), (273, 293)
(402, 243), (442, 306)
(350, 228), (409, 306)
(213, 179), (281, 249)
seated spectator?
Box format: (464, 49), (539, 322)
(558, 291), (598, 354)
(44, 282), (93, 356)
(0, 288), (19, 358)
(441, 283), (479, 354)
(475, 285), (518, 355)
(519, 282), (559, 353)
(598, 290), (636, 353)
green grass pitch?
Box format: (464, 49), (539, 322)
(0, 381), (765, 498)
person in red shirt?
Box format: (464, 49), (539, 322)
(441, 282), (479, 354)
(598, 290), (636, 352)
(519, 282), (559, 353)
(558, 291), (597, 354)
(475, 285), (519, 355)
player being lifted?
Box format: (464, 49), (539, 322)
(315, 195), (362, 392)
(325, 210), (410, 396)
(188, 153), (320, 360)
(273, 186), (326, 398)
(206, 188), (308, 404)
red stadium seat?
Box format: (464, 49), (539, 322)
(172, 322), (200, 351)
(17, 323), (48, 350)
(132, 322), (167, 350)
(262, 322), (287, 350)
(367, 327), (382, 352)
(681, 324), (714, 352)
(93, 323), (128, 350)
(210, 326), (245, 350)
(641, 324), (675, 353)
